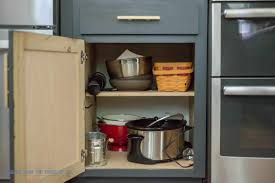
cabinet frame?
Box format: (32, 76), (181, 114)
(2, 0), (209, 181)
(60, 0), (208, 179)
(79, 41), (207, 179)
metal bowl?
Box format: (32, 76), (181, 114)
(110, 79), (152, 91)
(106, 57), (152, 78)
(115, 74), (152, 80)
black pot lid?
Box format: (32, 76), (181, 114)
(126, 118), (187, 131)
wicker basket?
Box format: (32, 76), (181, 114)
(153, 62), (193, 92)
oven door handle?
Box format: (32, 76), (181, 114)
(223, 86), (275, 96)
(224, 8), (275, 19)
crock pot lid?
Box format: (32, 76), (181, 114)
(102, 114), (142, 122)
(126, 118), (186, 131)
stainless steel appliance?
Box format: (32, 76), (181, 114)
(0, 0), (54, 179)
(211, 1), (275, 183)
(126, 114), (192, 164)
(0, 52), (9, 180)
(0, 0), (54, 49)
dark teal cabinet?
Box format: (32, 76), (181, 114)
(60, 0), (208, 182)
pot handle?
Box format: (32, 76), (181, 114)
(183, 125), (193, 133)
(105, 138), (114, 150)
(97, 116), (103, 120)
(127, 134), (157, 164)
(147, 113), (184, 127)
(127, 134), (144, 151)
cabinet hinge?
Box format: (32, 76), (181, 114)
(81, 149), (87, 162)
(81, 51), (88, 64)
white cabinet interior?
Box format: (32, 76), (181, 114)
(93, 43), (194, 88)
(84, 43), (195, 170)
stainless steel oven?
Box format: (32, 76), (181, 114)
(211, 1), (275, 183)
(211, 78), (275, 183)
(212, 1), (275, 77)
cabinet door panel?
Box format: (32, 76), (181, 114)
(11, 32), (85, 183)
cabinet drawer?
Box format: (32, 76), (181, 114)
(79, 0), (200, 35)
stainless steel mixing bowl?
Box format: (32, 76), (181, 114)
(106, 57), (152, 78)
(110, 79), (152, 91)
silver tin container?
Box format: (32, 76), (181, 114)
(87, 132), (107, 166)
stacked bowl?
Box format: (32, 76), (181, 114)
(106, 57), (153, 91)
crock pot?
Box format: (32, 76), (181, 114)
(126, 114), (192, 164)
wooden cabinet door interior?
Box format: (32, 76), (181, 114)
(10, 32), (85, 183)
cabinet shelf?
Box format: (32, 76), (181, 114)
(86, 91), (194, 97)
(86, 151), (193, 170)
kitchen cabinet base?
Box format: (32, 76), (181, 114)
(0, 180), (10, 183)
(67, 177), (205, 183)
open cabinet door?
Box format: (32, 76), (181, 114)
(10, 32), (86, 183)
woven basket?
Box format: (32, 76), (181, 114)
(153, 62), (193, 92)
(153, 62), (193, 75)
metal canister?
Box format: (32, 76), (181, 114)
(87, 132), (107, 166)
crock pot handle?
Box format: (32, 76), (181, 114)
(183, 125), (193, 132)
(105, 138), (115, 150)
(127, 134), (158, 164)
(147, 113), (184, 127)
(127, 134), (144, 151)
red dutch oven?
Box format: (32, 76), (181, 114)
(98, 114), (142, 152)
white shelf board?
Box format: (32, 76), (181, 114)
(86, 151), (193, 170)
(86, 91), (194, 97)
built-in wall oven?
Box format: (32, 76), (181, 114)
(211, 1), (275, 183)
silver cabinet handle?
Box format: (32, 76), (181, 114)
(223, 86), (275, 96)
(117, 16), (160, 21)
(224, 8), (275, 18)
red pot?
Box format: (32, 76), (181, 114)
(98, 123), (128, 151)
(98, 114), (142, 151)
